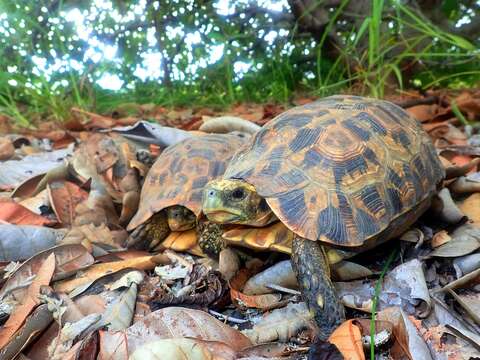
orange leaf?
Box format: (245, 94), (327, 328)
(328, 319), (365, 360)
(0, 253), (56, 350)
(0, 199), (54, 226)
(230, 268), (283, 309)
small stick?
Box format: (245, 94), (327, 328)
(266, 283), (301, 295)
(208, 309), (249, 324)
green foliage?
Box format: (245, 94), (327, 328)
(0, 0), (478, 126)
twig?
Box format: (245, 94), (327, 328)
(266, 284), (301, 295)
(393, 95), (439, 109)
(208, 309), (249, 324)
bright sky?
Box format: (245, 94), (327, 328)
(6, 0), (289, 91)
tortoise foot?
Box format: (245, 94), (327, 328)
(292, 236), (345, 340)
(198, 221), (225, 257)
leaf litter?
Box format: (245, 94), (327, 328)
(1, 91), (480, 358)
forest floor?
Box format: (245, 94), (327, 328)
(0, 89), (480, 359)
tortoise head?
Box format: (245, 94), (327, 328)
(202, 179), (276, 226)
(166, 206), (196, 231)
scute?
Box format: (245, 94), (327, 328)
(127, 134), (246, 231)
(225, 96), (445, 246)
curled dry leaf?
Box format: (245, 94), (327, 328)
(327, 319), (364, 360)
(103, 283), (138, 331)
(0, 253), (55, 350)
(0, 304), (52, 360)
(431, 230), (451, 248)
(54, 254), (169, 293)
(47, 181), (88, 226)
(450, 176), (480, 194)
(0, 146), (72, 190)
(199, 115), (261, 134)
(453, 253), (480, 277)
(19, 188), (50, 215)
(61, 223), (127, 251)
(243, 260), (298, 295)
(129, 338), (236, 360)
(0, 244), (92, 304)
(126, 307), (252, 353)
(337, 259), (431, 317)
(230, 268), (285, 310)
(242, 302), (314, 344)
(433, 188), (466, 224)
(427, 224), (480, 258)
(0, 225), (65, 262)
(377, 307), (432, 360)
(0, 200), (55, 226)
(331, 261), (373, 282)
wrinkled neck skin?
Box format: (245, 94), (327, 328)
(202, 179), (277, 227)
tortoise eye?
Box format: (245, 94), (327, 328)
(231, 188), (246, 200)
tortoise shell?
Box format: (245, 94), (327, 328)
(128, 133), (246, 231)
(224, 95), (445, 247)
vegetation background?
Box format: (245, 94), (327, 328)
(0, 0), (479, 126)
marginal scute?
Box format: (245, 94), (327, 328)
(127, 133), (246, 231)
(224, 95), (445, 246)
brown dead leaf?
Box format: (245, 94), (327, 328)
(431, 230), (451, 248)
(0, 199), (55, 226)
(54, 254), (169, 293)
(126, 307), (252, 353)
(0, 244), (94, 301)
(458, 193), (480, 224)
(72, 107), (116, 129)
(47, 181), (89, 225)
(0, 137), (15, 160)
(98, 330), (128, 360)
(406, 104), (439, 122)
(230, 268), (284, 310)
(129, 338), (236, 360)
(328, 319), (364, 360)
(0, 253), (55, 350)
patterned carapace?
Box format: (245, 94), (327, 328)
(127, 133), (247, 231)
(225, 95), (445, 246)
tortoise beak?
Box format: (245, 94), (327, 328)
(202, 188), (241, 223)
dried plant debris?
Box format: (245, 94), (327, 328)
(2, 92), (480, 358)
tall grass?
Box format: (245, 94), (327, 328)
(0, 0), (479, 126)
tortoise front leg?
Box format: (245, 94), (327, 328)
(291, 235), (345, 340)
(197, 221), (225, 257)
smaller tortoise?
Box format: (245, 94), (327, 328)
(201, 95), (445, 339)
(127, 133), (248, 250)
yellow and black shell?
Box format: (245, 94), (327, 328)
(224, 95), (445, 247)
(128, 133), (246, 231)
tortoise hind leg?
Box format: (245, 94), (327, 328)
(291, 235), (345, 340)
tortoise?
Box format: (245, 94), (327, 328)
(126, 133), (248, 250)
(201, 95), (445, 339)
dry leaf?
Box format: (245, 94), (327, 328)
(54, 254), (168, 293)
(242, 302), (314, 344)
(0, 200), (54, 226)
(97, 330), (128, 360)
(458, 193), (480, 224)
(126, 307), (252, 353)
(47, 181), (88, 225)
(328, 319), (364, 360)
(431, 230), (451, 248)
(243, 260), (297, 295)
(0, 137), (15, 160)
(0, 253), (55, 350)
(428, 224), (480, 258)
(230, 268), (285, 310)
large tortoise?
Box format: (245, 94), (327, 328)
(127, 133), (247, 249)
(201, 95), (445, 339)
